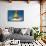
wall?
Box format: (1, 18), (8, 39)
(0, 1), (40, 29)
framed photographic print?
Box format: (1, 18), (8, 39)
(8, 10), (24, 22)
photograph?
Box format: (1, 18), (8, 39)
(8, 10), (24, 21)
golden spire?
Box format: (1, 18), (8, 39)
(13, 10), (19, 19)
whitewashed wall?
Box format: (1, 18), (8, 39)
(0, 1), (40, 29)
